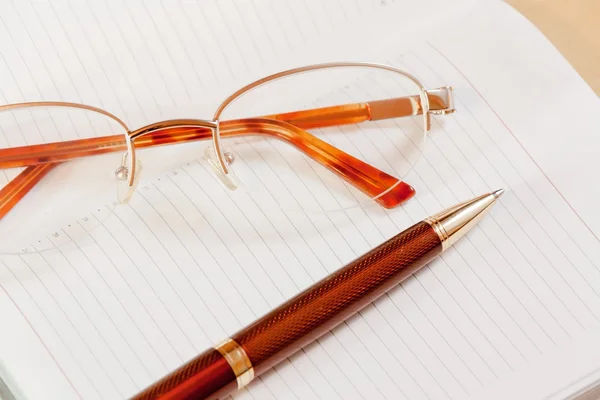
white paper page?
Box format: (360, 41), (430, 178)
(0, 0), (462, 398)
(426, 2), (600, 399)
(255, 3), (600, 396)
(2, 1), (600, 400)
(0, 0), (424, 397)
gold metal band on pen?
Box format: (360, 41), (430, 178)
(214, 338), (254, 389)
(424, 216), (449, 248)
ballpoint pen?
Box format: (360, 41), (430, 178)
(131, 189), (504, 400)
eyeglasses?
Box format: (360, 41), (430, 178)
(0, 62), (454, 254)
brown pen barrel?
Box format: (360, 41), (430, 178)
(131, 220), (442, 400)
(130, 348), (236, 400)
(234, 221), (442, 377)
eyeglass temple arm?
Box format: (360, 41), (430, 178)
(0, 164), (56, 219)
(0, 117), (415, 217)
(223, 118), (416, 208)
(0, 88), (454, 170)
(262, 87), (454, 128)
(0, 87), (453, 217)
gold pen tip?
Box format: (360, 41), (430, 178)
(427, 189), (505, 250)
(492, 188), (505, 199)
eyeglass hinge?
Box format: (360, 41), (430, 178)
(426, 86), (455, 115)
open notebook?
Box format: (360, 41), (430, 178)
(2, 0), (600, 399)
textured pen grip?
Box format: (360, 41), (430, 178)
(233, 221), (442, 375)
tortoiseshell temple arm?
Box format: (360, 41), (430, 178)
(0, 119), (413, 213)
(264, 87), (454, 129)
(0, 88), (454, 218)
(0, 164), (56, 219)
(226, 118), (415, 208)
(0, 89), (453, 170)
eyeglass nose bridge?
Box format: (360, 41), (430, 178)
(119, 118), (237, 197)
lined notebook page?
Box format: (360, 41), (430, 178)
(0, 0), (390, 122)
(0, 0), (432, 245)
(0, 0), (402, 397)
(2, 1), (600, 399)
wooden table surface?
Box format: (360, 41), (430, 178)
(507, 0), (600, 95)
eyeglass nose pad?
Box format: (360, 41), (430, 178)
(115, 153), (143, 204)
(204, 146), (238, 190)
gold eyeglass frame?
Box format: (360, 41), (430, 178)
(0, 61), (455, 222)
